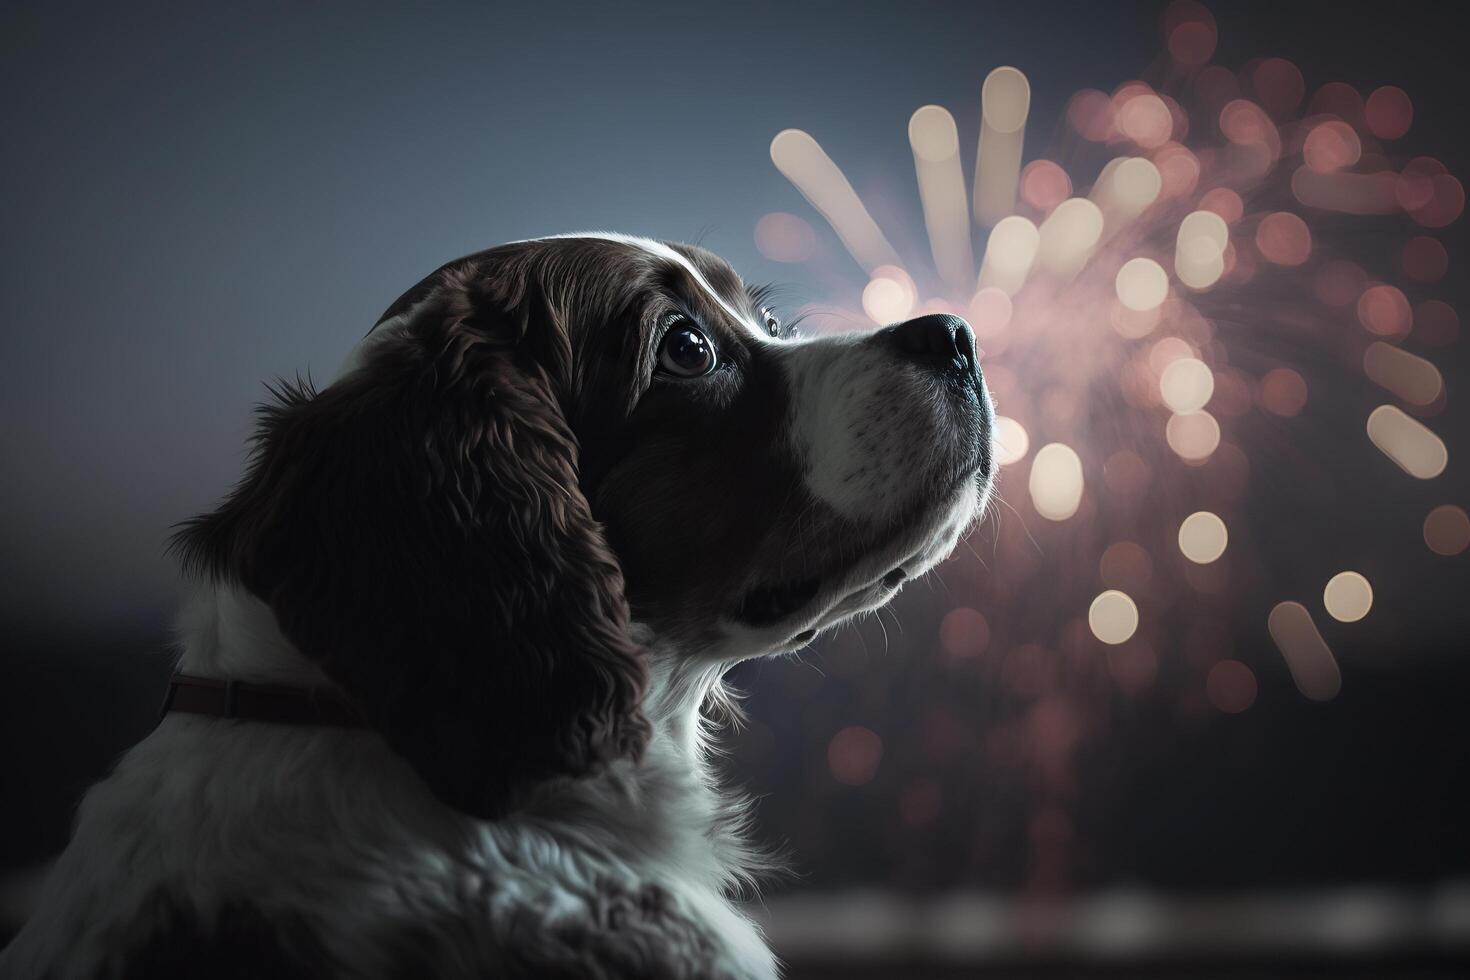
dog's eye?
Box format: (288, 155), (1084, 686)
(657, 320), (717, 378)
(761, 307), (781, 338)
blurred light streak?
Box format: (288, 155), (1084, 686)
(1090, 157), (1162, 239)
(1323, 571), (1373, 623)
(909, 105), (975, 293)
(1268, 601), (1342, 701)
(974, 67), (1030, 227)
(1366, 405), (1448, 478)
(977, 215), (1039, 295)
(770, 129), (901, 273)
(1290, 167), (1401, 214)
(1036, 198), (1103, 279)
(1362, 342), (1443, 405)
(1175, 210), (1228, 289)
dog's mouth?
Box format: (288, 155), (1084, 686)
(737, 563), (912, 647)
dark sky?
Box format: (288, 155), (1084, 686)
(0, 0), (1157, 633)
(2, 0), (1466, 888)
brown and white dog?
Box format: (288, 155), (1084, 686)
(1, 234), (992, 979)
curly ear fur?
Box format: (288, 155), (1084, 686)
(171, 260), (650, 818)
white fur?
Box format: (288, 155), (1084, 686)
(1, 586), (779, 979)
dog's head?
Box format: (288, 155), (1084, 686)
(175, 234), (992, 816)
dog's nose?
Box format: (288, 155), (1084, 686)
(887, 313), (980, 381)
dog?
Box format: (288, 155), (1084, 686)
(1, 234), (993, 978)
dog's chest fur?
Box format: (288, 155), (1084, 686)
(1, 587), (777, 980)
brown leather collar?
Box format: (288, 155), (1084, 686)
(162, 673), (369, 729)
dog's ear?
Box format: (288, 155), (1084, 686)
(171, 257), (650, 817)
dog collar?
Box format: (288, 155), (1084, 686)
(161, 673), (370, 729)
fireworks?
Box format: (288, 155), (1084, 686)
(761, 0), (1462, 712)
(753, 0), (1463, 889)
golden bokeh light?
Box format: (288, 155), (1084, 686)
(1029, 442), (1084, 520)
(1115, 257), (1169, 312)
(1159, 357), (1215, 413)
(992, 415), (1030, 466)
(1089, 590), (1140, 645)
(1323, 571), (1373, 623)
(1178, 511), (1228, 564)
(861, 274), (913, 325)
(1165, 410), (1220, 461)
(1268, 601), (1342, 701)
(1366, 405), (1448, 479)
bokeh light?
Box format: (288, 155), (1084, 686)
(992, 415), (1030, 466)
(1089, 591), (1139, 645)
(1206, 660), (1257, 713)
(1357, 285), (1413, 337)
(1366, 405), (1448, 479)
(1115, 258), (1169, 311)
(761, 2), (1467, 899)
(1323, 571), (1374, 623)
(1159, 358), (1215, 413)
(1029, 443), (1084, 520)
(754, 212), (818, 263)
(1259, 368), (1308, 417)
(1423, 506), (1470, 556)
(1178, 511), (1228, 564)
(1255, 212), (1311, 265)
(1165, 410), (1220, 461)
(1268, 602), (1341, 701)
(1365, 85), (1413, 140)
(939, 607), (991, 660)
(828, 726), (884, 786)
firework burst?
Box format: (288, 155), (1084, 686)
(753, 0), (1464, 892)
